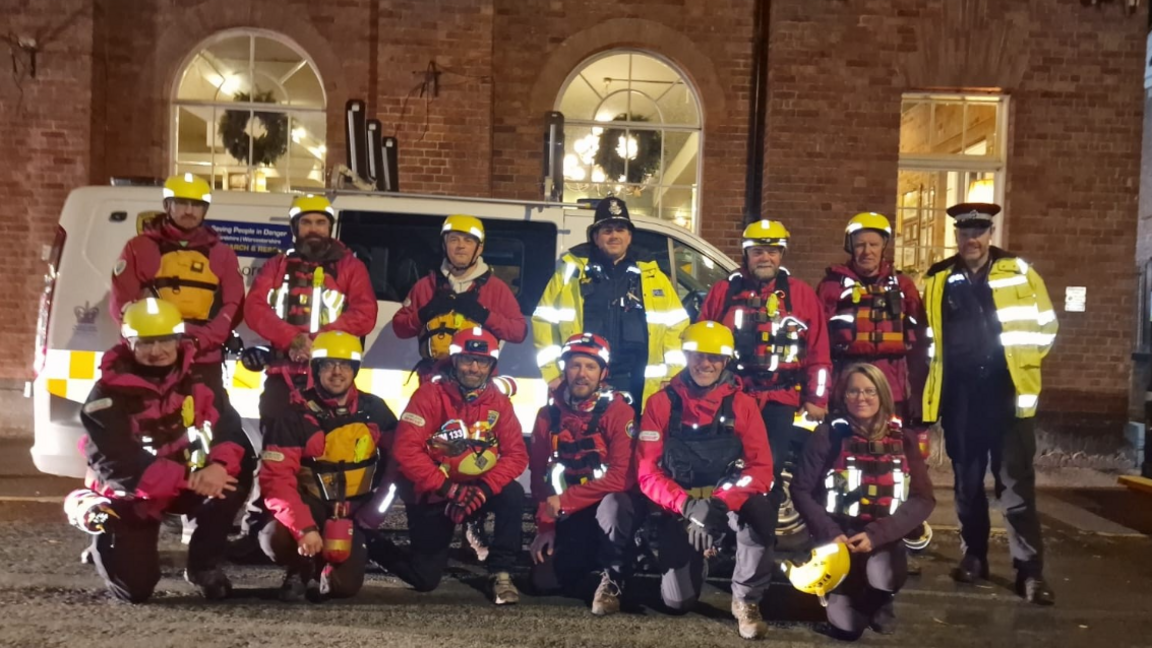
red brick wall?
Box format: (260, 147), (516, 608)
(0, 0), (93, 382)
(762, 0), (1146, 433)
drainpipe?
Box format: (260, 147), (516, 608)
(743, 0), (771, 225)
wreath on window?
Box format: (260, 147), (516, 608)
(594, 114), (662, 184)
(218, 91), (289, 166)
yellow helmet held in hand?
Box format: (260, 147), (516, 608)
(742, 219), (790, 250)
(843, 212), (892, 253)
(163, 173), (212, 204)
(441, 214), (485, 243)
(782, 542), (851, 604)
(121, 298), (185, 341)
(311, 331), (364, 362)
(681, 321), (736, 357)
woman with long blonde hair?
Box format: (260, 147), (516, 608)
(791, 363), (935, 640)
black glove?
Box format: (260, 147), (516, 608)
(451, 294), (490, 325)
(240, 346), (271, 372)
(418, 292), (457, 323)
(682, 497), (731, 550)
(224, 331), (244, 358)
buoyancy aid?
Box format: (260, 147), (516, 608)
(722, 270), (807, 389)
(828, 274), (907, 357)
(268, 254), (345, 333)
(660, 387), (743, 498)
(546, 391), (613, 494)
(419, 272), (489, 361)
(299, 399), (380, 502)
(824, 417), (908, 522)
(149, 241), (219, 323)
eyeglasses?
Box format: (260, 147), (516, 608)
(846, 388), (879, 400)
(317, 359), (354, 373)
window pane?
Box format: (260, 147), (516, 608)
(286, 113), (327, 189)
(557, 74), (602, 122)
(963, 102), (998, 156)
(930, 101), (964, 154)
(672, 240), (730, 307)
(899, 101), (932, 154)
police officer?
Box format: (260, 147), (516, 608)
(393, 215), (527, 378)
(259, 331), (397, 602)
(698, 220), (832, 542)
(816, 213), (928, 421)
(533, 196), (689, 416)
(922, 203), (1057, 605)
(111, 173), (245, 410)
(377, 327), (528, 605)
(636, 321), (776, 640)
(69, 298), (251, 603)
(527, 333), (637, 616)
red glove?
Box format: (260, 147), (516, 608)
(443, 483), (490, 524)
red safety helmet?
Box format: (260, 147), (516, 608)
(427, 418), (499, 481)
(559, 332), (611, 375)
(449, 327), (500, 362)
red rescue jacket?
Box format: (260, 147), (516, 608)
(393, 269), (527, 343)
(111, 222), (244, 365)
(529, 386), (636, 530)
(244, 240), (378, 377)
(391, 372), (527, 503)
(79, 342), (246, 516)
(699, 268), (831, 409)
(636, 372), (773, 515)
(816, 261), (928, 416)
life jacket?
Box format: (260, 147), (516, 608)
(721, 269), (807, 389)
(828, 273), (907, 358)
(149, 241), (220, 323)
(659, 387), (743, 498)
(545, 391), (613, 495)
(298, 399), (380, 503)
(419, 272), (489, 361)
(268, 254), (345, 333)
(824, 417), (908, 522)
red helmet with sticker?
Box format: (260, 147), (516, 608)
(559, 332), (611, 375)
(427, 418), (499, 481)
(449, 327), (500, 362)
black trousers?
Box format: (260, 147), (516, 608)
(825, 541), (907, 639)
(90, 477), (249, 604)
(760, 401), (800, 539)
(258, 492), (368, 599)
(605, 368), (646, 420)
(386, 480), (525, 592)
(942, 368), (1044, 576)
(531, 492), (639, 593)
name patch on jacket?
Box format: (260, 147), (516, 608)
(261, 450), (285, 462)
(639, 430), (660, 442)
(401, 412), (427, 427)
(83, 398), (113, 414)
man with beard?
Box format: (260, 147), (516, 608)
(533, 196), (689, 417)
(527, 333), (637, 616)
(698, 220), (831, 549)
(635, 321), (775, 640)
(921, 203), (1058, 605)
(239, 195), (378, 550)
(111, 173), (245, 415)
(373, 327), (527, 605)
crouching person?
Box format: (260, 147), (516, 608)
(528, 333), (638, 616)
(375, 327), (528, 604)
(258, 331), (397, 602)
(69, 298), (251, 603)
(790, 363), (935, 640)
(636, 322), (776, 640)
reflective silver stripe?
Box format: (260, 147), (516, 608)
(830, 314), (855, 323)
(532, 305), (576, 324)
(664, 350), (687, 367)
(996, 305), (1040, 323)
(1036, 309), (1057, 326)
(1017, 394), (1039, 409)
(988, 275), (1028, 289)
(536, 345), (563, 367)
(649, 308), (690, 327)
(816, 368), (828, 398)
(1000, 331), (1056, 347)
(947, 274), (965, 284)
(550, 463), (566, 494)
(1015, 258), (1030, 274)
(562, 261), (579, 284)
(644, 364), (669, 379)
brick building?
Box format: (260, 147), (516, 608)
(1, 0), (1145, 446)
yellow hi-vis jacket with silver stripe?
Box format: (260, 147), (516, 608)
(532, 250), (689, 407)
(922, 249), (1058, 421)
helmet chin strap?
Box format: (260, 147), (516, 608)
(443, 239), (480, 273)
(450, 367), (488, 402)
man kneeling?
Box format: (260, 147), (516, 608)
(259, 331), (397, 602)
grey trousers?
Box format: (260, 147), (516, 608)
(656, 495), (775, 611)
(825, 541), (907, 639)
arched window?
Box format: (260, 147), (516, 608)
(172, 30), (326, 192)
(556, 50), (703, 231)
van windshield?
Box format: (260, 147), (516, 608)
(337, 211), (558, 315)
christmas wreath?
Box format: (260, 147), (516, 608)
(218, 90), (289, 166)
(594, 114), (662, 184)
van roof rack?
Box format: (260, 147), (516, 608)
(110, 177), (163, 187)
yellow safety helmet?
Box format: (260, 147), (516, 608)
(843, 212), (892, 253)
(311, 331), (364, 362)
(742, 219), (790, 250)
(121, 298), (185, 340)
(782, 542), (851, 603)
(681, 321), (735, 357)
(441, 214), (485, 243)
(162, 173), (212, 204)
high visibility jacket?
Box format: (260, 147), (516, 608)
(922, 249), (1058, 420)
(260, 385), (397, 538)
(532, 249), (689, 406)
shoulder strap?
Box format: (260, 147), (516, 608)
(722, 273), (745, 318)
(665, 387), (683, 438)
(776, 269), (793, 312)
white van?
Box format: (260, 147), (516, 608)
(31, 186), (738, 478)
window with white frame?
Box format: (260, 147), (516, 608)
(896, 93), (1008, 280)
(172, 30), (326, 193)
(556, 51), (703, 231)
